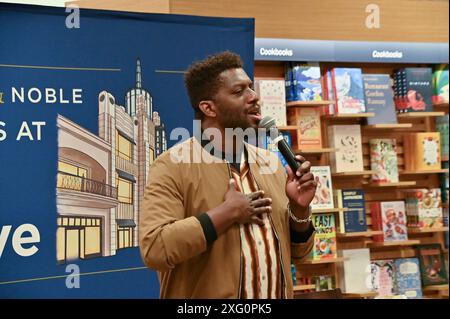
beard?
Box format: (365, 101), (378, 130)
(216, 105), (257, 130)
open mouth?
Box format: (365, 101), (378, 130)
(247, 109), (262, 121)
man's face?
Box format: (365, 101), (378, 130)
(212, 68), (261, 129)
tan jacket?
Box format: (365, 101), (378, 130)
(139, 137), (314, 298)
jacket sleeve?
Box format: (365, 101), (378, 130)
(139, 156), (207, 272)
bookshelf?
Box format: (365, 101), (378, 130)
(407, 227), (449, 234)
(287, 100), (335, 108)
(397, 112), (445, 118)
(312, 207), (348, 214)
(301, 257), (349, 265)
(342, 291), (378, 299)
(422, 285), (449, 292)
(255, 52), (449, 299)
(336, 230), (383, 238)
(366, 240), (421, 248)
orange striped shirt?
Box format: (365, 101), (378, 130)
(229, 154), (283, 299)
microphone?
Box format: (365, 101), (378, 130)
(259, 116), (300, 172)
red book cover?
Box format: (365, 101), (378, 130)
(371, 202), (384, 242)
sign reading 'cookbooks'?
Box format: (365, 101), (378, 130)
(0, 4), (254, 298)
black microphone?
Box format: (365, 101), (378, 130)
(259, 116), (300, 172)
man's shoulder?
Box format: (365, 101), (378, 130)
(152, 137), (196, 167)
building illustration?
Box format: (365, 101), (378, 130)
(56, 59), (167, 263)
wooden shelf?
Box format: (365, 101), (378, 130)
(367, 240), (420, 248)
(433, 102), (449, 108)
(293, 284), (316, 291)
(312, 207), (348, 214)
(342, 291), (378, 299)
(337, 230), (383, 238)
(362, 181), (417, 188)
(400, 169), (449, 175)
(278, 125), (299, 130)
(407, 227), (449, 234)
(397, 111), (445, 118)
(287, 100), (335, 107)
(301, 257), (349, 265)
(332, 170), (375, 177)
(323, 112), (375, 119)
(423, 285), (449, 292)
(295, 148), (337, 154)
(364, 123), (413, 129)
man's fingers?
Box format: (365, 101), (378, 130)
(247, 190), (264, 200)
(297, 179), (317, 191)
(298, 172), (315, 184)
(295, 155), (306, 162)
(285, 165), (294, 180)
(250, 216), (265, 226)
(252, 206), (272, 215)
(295, 160), (311, 177)
(251, 198), (272, 208)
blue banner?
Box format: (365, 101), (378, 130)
(0, 4), (254, 298)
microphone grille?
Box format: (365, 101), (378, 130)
(259, 116), (277, 129)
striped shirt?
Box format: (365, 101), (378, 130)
(229, 153), (283, 299)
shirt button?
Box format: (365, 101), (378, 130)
(258, 241), (262, 246)
(262, 276), (266, 281)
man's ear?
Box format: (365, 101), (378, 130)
(198, 100), (217, 118)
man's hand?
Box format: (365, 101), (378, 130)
(285, 155), (317, 218)
(224, 179), (272, 226)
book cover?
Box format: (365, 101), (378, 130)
(331, 68), (366, 114)
(395, 68), (433, 114)
(403, 132), (441, 171)
(362, 74), (397, 125)
(394, 258), (423, 299)
(338, 248), (372, 293)
(285, 62), (294, 102)
(370, 259), (395, 297)
(405, 188), (443, 229)
(432, 64), (449, 104)
(328, 125), (364, 173)
(310, 166), (334, 210)
(381, 201), (408, 242)
(254, 78), (287, 126)
(311, 213), (337, 260)
(370, 139), (399, 183)
(264, 131), (292, 169)
(292, 65), (323, 101)
(436, 115), (449, 158)
(314, 275), (336, 292)
(417, 244), (449, 286)
(335, 189), (367, 233)
(287, 107), (322, 150)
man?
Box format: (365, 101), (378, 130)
(139, 51), (317, 298)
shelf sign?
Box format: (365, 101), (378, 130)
(255, 38), (449, 63)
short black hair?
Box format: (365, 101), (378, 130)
(184, 51), (243, 119)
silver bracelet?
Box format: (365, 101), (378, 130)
(288, 203), (312, 224)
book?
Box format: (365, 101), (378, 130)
(335, 189), (367, 233)
(436, 115), (449, 159)
(285, 62), (294, 102)
(322, 70), (336, 115)
(394, 68), (433, 114)
(416, 244), (449, 286)
(331, 68), (366, 114)
(310, 166), (334, 210)
(394, 258), (423, 299)
(310, 213), (337, 260)
(338, 248), (372, 293)
(328, 125), (364, 173)
(287, 107), (322, 150)
(405, 188), (443, 229)
(264, 131), (292, 169)
(291, 64), (323, 101)
(314, 275), (336, 292)
(371, 201), (408, 242)
(403, 132), (441, 171)
(369, 139), (399, 183)
(362, 74), (397, 125)
(254, 78), (287, 126)
(370, 259), (395, 297)
(432, 64), (449, 104)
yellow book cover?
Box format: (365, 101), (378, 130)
(414, 132), (441, 171)
(288, 107), (322, 150)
